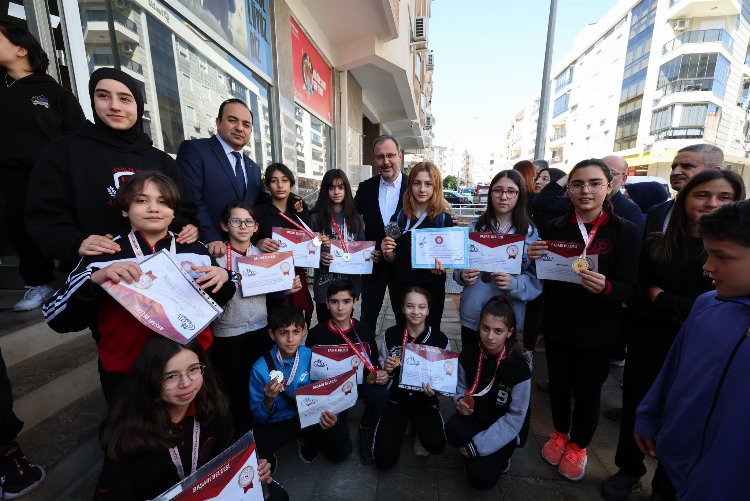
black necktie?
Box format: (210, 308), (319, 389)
(231, 151), (246, 199)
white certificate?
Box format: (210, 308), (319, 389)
(295, 370), (359, 428)
(411, 227), (469, 269)
(398, 344), (459, 396)
(236, 251), (295, 297)
(151, 430), (263, 500)
(101, 250), (223, 345)
(468, 232), (525, 274)
(310, 344), (371, 384)
(272, 227), (321, 269)
(535, 241), (599, 285)
(328, 240), (375, 275)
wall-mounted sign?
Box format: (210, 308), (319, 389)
(291, 16), (332, 124)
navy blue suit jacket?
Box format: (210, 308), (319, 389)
(177, 135), (269, 243)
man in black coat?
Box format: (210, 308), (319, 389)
(354, 134), (408, 331)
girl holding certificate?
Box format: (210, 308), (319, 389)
(373, 286), (449, 468)
(453, 170), (542, 354)
(527, 159), (639, 482)
(95, 337), (286, 500)
(310, 169), (367, 324)
(381, 161), (453, 332)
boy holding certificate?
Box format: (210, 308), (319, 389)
(43, 171), (235, 404)
(249, 305), (352, 467)
(305, 279), (388, 465)
(372, 287), (449, 468)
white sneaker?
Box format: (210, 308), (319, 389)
(413, 436), (430, 457)
(14, 284), (55, 312)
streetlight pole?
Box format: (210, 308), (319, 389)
(534, 0), (557, 161)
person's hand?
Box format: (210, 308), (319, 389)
(79, 234), (120, 256)
(371, 250), (382, 263)
(422, 383), (436, 397)
(493, 272), (512, 290)
(578, 268), (606, 294)
(257, 238), (281, 253)
(381, 237), (397, 262)
(176, 224), (199, 244)
(206, 240), (225, 258)
(458, 447), (469, 458)
(263, 377), (283, 409)
(91, 262), (142, 285)
(647, 286), (664, 304)
(257, 458), (273, 485)
(383, 355), (400, 373)
(293, 197), (304, 213)
(320, 251), (333, 266)
(430, 258), (446, 275)
(289, 275), (303, 294)
(451, 214), (459, 226)
(375, 369), (389, 385)
(527, 240), (549, 261)
(456, 397), (474, 416)
(192, 265), (229, 293)
(460, 269), (480, 285)
(318, 234), (330, 248)
(634, 432), (656, 457)
(319, 410), (338, 429)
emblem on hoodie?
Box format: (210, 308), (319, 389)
(107, 168), (137, 203)
(31, 95), (50, 108)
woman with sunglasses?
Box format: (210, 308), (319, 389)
(95, 337), (287, 500)
(528, 159), (639, 482)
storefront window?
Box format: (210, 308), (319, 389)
(295, 105), (331, 195)
(78, 0), (274, 161)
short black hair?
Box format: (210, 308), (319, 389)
(0, 26), (49, 74)
(268, 304), (305, 332)
(698, 199), (750, 247)
(217, 98), (253, 122)
(326, 278), (356, 299)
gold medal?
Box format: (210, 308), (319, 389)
(392, 356), (401, 368)
(461, 395), (474, 410)
(366, 372), (378, 384)
(572, 257), (589, 273)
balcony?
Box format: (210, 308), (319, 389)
(83, 10), (139, 44)
(652, 126), (704, 141)
(661, 77), (715, 96)
(662, 29), (733, 56)
(549, 130), (567, 144)
(89, 53), (143, 77)
(667, 0), (740, 19)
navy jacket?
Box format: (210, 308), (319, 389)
(177, 135), (269, 243)
(644, 198), (675, 236)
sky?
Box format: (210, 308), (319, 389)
(430, 0), (620, 171)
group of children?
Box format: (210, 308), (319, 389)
(40, 155), (750, 499)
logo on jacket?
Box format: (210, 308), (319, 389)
(496, 385), (511, 406)
(106, 169), (137, 204)
(31, 95), (49, 108)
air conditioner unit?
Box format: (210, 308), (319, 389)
(426, 51), (434, 70)
(121, 43), (136, 54)
(672, 19), (687, 31)
(413, 16), (428, 42)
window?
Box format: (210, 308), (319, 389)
(177, 39), (189, 59)
(202, 85), (211, 101)
(294, 104), (330, 186)
(186, 105), (196, 123)
(648, 103), (720, 140)
(681, 103), (720, 126)
(554, 64), (574, 93)
(415, 53), (422, 82)
(650, 106), (673, 132)
(181, 73), (192, 91)
(553, 93), (570, 117)
(657, 53), (731, 97)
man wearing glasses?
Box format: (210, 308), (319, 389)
(354, 134), (408, 333)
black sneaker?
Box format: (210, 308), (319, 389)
(297, 440), (318, 464)
(601, 470), (642, 501)
(358, 426), (374, 465)
(0, 443), (45, 499)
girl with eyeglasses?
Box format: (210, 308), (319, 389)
(310, 169), (369, 325)
(95, 336), (287, 500)
(211, 202), (302, 436)
(453, 170), (542, 358)
(527, 158), (639, 482)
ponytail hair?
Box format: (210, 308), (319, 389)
(479, 296), (518, 352)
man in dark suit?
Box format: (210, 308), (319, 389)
(354, 134), (408, 331)
(177, 98), (269, 256)
(644, 144), (723, 235)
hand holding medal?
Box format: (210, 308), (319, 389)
(573, 212), (607, 294)
(330, 320), (384, 385)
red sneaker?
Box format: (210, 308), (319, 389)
(558, 442), (588, 481)
(541, 431), (568, 466)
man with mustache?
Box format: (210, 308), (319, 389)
(644, 144), (723, 234)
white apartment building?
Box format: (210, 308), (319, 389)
(505, 0), (750, 185)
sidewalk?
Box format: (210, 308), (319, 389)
(273, 288), (657, 500)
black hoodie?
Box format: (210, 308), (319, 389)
(26, 68), (198, 271)
(0, 73), (86, 171)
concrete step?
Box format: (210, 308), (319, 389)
(19, 390), (106, 501)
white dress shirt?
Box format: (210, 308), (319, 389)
(214, 133), (247, 187)
(378, 171), (402, 226)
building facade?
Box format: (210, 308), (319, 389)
(2, 0), (435, 197)
(505, 0), (750, 185)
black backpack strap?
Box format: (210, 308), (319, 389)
(263, 351), (297, 405)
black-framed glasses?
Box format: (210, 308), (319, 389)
(374, 153), (399, 161)
(162, 364), (205, 389)
(568, 181), (608, 193)
(491, 188), (519, 199)
(227, 219), (256, 228)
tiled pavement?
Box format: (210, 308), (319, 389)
(273, 287), (658, 500)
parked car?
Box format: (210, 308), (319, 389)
(443, 190), (472, 205)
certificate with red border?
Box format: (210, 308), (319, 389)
(236, 251), (295, 297)
(535, 241), (599, 284)
(398, 344), (459, 396)
(468, 232), (525, 274)
(310, 344), (372, 384)
(294, 370), (359, 428)
(272, 227), (321, 269)
(328, 240), (375, 275)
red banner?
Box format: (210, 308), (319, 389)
(291, 16), (333, 123)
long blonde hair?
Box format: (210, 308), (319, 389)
(402, 162), (451, 219)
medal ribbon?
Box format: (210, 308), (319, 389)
(329, 320), (376, 373)
(128, 230), (176, 262)
(575, 211), (603, 259)
(277, 211), (318, 241)
(402, 211), (428, 234)
(331, 218), (349, 255)
(169, 418), (200, 480)
(401, 326), (429, 358)
(224, 243), (249, 272)
(464, 346), (506, 398)
(492, 218), (514, 234)
(274, 345), (301, 386)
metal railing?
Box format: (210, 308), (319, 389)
(661, 77), (714, 96)
(662, 29), (732, 55)
(85, 10), (138, 34)
(89, 54), (143, 75)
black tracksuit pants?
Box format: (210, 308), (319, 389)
(254, 415), (352, 463)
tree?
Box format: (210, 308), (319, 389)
(443, 175), (458, 191)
